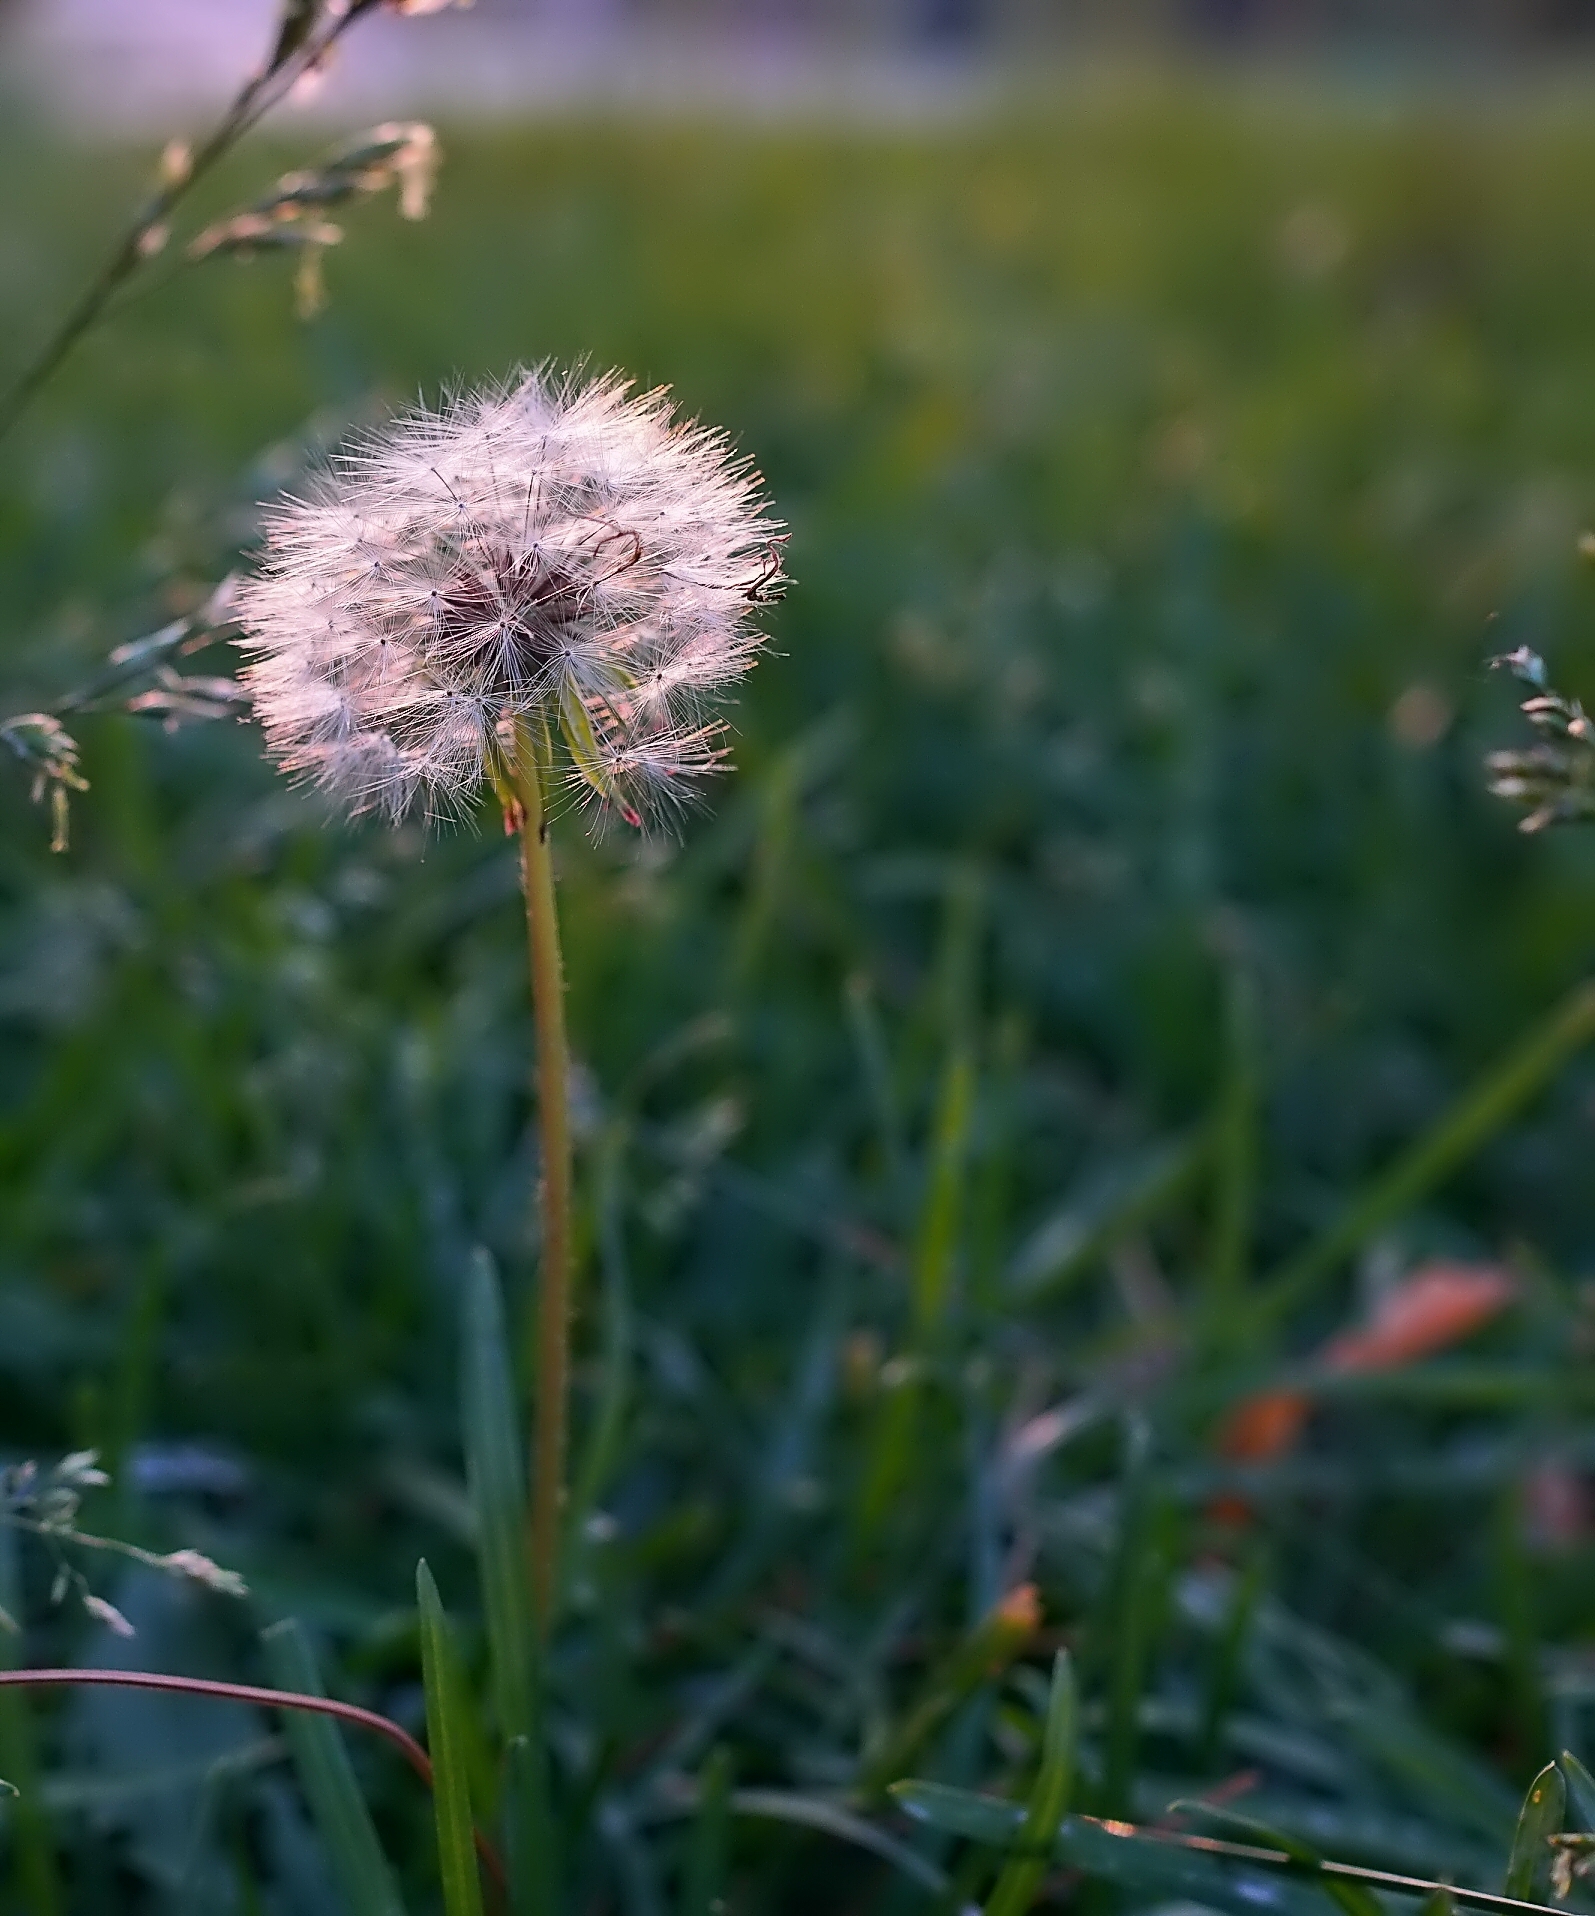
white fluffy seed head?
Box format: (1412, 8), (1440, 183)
(234, 368), (786, 829)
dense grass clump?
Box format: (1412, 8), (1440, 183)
(1, 78), (1595, 1914)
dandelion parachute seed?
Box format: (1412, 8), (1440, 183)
(235, 368), (786, 830)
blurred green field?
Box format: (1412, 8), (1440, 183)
(3, 76), (1595, 1914)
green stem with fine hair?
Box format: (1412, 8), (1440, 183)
(511, 717), (575, 1635)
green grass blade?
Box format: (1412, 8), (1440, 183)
(1257, 982), (1595, 1329)
(417, 1560), (487, 1916)
(502, 1735), (555, 1916)
(260, 1618), (407, 1916)
(1007, 1131), (1211, 1306)
(983, 1650), (1076, 1916)
(727, 1788), (948, 1897)
(845, 970), (906, 1193)
(1504, 1763), (1565, 1901)
(1100, 1424), (1164, 1820)
(912, 1044), (974, 1337)
(1200, 1551), (1264, 1771)
(1206, 965), (1259, 1326)
(461, 1247), (535, 1746)
(681, 1746), (733, 1916)
(891, 1784), (1325, 1916)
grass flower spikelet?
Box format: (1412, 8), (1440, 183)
(235, 368), (786, 828)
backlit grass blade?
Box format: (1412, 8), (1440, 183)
(261, 1618), (407, 1916)
(982, 1650), (1076, 1916)
(1257, 982), (1595, 1330)
(417, 1560), (486, 1916)
(1504, 1763), (1564, 1901)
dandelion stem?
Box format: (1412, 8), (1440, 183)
(512, 716), (575, 1634)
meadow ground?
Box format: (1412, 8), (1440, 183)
(2, 74), (1595, 1913)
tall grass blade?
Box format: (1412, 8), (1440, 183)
(982, 1650), (1076, 1916)
(912, 1045), (974, 1337)
(681, 1746), (733, 1916)
(845, 970), (906, 1193)
(1100, 1421), (1160, 1819)
(503, 1735), (554, 1916)
(727, 1788), (949, 1897)
(1257, 982), (1595, 1328)
(1206, 965), (1258, 1325)
(417, 1560), (486, 1916)
(1008, 1131), (1210, 1306)
(260, 1618), (407, 1916)
(1504, 1763), (1564, 1901)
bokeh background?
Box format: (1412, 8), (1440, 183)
(2, 2), (1595, 1911)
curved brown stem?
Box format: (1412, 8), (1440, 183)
(0, 1666), (507, 1899)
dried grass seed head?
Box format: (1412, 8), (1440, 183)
(235, 369), (786, 828)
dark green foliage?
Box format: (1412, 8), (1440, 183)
(0, 76), (1594, 1913)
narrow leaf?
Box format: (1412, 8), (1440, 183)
(1168, 1801), (1382, 1916)
(417, 1561), (486, 1916)
(682, 1747), (733, 1916)
(891, 1784), (1325, 1916)
(728, 1788), (948, 1896)
(983, 1650), (1077, 1916)
(1258, 983), (1595, 1328)
(1505, 1762), (1565, 1902)
(502, 1735), (555, 1916)
(1008, 1131), (1210, 1305)
(911, 1045), (974, 1337)
(261, 1619), (407, 1916)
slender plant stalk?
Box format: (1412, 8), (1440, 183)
(511, 716), (575, 1633)
(0, 0), (382, 446)
(0, 1666), (507, 1894)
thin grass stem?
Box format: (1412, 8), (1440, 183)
(0, 1666), (507, 1896)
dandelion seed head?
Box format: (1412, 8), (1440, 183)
(235, 368), (786, 828)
